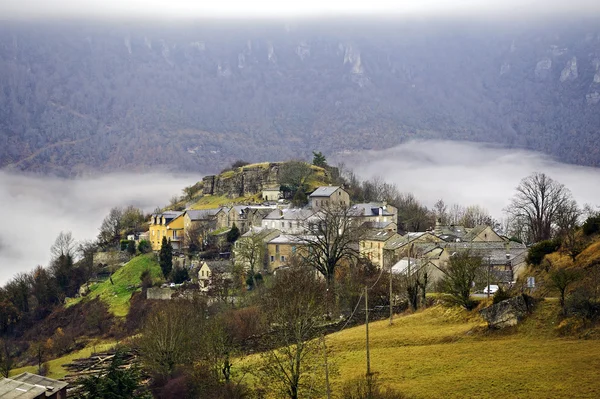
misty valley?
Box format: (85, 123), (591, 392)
(1, 7), (600, 399)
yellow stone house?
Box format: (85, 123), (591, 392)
(149, 211), (184, 251)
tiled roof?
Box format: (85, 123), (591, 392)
(268, 235), (312, 245)
(309, 186), (341, 197)
(264, 208), (315, 221)
(350, 203), (395, 217)
(185, 208), (222, 221)
(363, 230), (398, 241)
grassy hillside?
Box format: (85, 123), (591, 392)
(9, 340), (117, 380)
(191, 193), (263, 210)
(322, 302), (600, 399)
(68, 254), (162, 317)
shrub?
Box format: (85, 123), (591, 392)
(566, 289), (600, 321)
(341, 375), (411, 399)
(120, 239), (129, 251)
(171, 267), (189, 284)
(493, 286), (513, 304)
(526, 239), (561, 266)
(582, 215), (600, 236)
(126, 240), (136, 255)
(138, 239), (151, 254)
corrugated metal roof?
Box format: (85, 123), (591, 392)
(0, 378), (47, 399)
(11, 373), (67, 395)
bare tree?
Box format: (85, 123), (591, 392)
(255, 264), (328, 399)
(505, 173), (576, 243)
(439, 251), (483, 310)
(137, 299), (206, 379)
(433, 199), (449, 225)
(234, 231), (266, 288)
(393, 193), (431, 232)
(301, 204), (364, 287)
(278, 160), (313, 195)
(50, 231), (76, 259)
(98, 207), (124, 247)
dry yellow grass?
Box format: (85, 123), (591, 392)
(323, 303), (600, 399)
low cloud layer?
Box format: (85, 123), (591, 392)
(2, 0), (600, 19)
(0, 171), (198, 283)
(338, 140), (600, 219)
(2, 140), (600, 284)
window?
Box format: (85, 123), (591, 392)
(292, 246), (296, 253)
(288, 222), (292, 228)
(281, 255), (286, 262)
(270, 256), (275, 262)
(276, 245), (280, 253)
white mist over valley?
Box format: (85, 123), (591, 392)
(2, 140), (600, 283)
(341, 140), (600, 221)
(0, 172), (198, 283)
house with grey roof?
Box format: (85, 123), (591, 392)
(350, 202), (397, 224)
(360, 230), (402, 267)
(266, 234), (312, 272)
(233, 227), (282, 272)
(385, 239), (528, 286)
(309, 186), (350, 210)
(261, 208), (316, 234)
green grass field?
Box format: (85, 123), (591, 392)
(10, 340), (117, 380)
(323, 302), (600, 399)
(67, 253), (162, 317)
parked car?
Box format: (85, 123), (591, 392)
(483, 285), (499, 294)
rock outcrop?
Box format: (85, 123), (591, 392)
(202, 163), (283, 198)
(479, 295), (535, 329)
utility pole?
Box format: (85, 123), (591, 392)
(321, 335), (331, 399)
(389, 262), (394, 325)
(487, 256), (491, 299)
(365, 285), (371, 377)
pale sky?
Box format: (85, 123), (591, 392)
(2, 0), (599, 19)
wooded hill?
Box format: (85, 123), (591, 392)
(2, 19), (600, 176)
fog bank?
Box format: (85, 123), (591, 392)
(0, 172), (198, 283)
(2, 0), (600, 19)
(338, 140), (600, 219)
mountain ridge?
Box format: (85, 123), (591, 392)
(1, 19), (599, 176)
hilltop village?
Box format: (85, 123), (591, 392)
(2, 158), (600, 399)
(104, 159), (526, 300)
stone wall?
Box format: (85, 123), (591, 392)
(146, 287), (176, 300)
(92, 251), (130, 268)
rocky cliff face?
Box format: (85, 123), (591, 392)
(202, 163), (283, 198)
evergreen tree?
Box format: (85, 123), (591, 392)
(159, 237), (173, 279)
(312, 151), (327, 167)
(227, 223), (241, 243)
(77, 349), (150, 399)
(126, 240), (137, 255)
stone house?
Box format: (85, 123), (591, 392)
(234, 227), (281, 272)
(350, 202), (398, 231)
(197, 260), (234, 290)
(149, 211), (184, 251)
(385, 240), (528, 286)
(360, 230), (402, 267)
(309, 186), (350, 210)
(266, 234), (309, 273)
(261, 208), (316, 234)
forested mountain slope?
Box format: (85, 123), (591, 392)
(1, 18), (599, 176)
